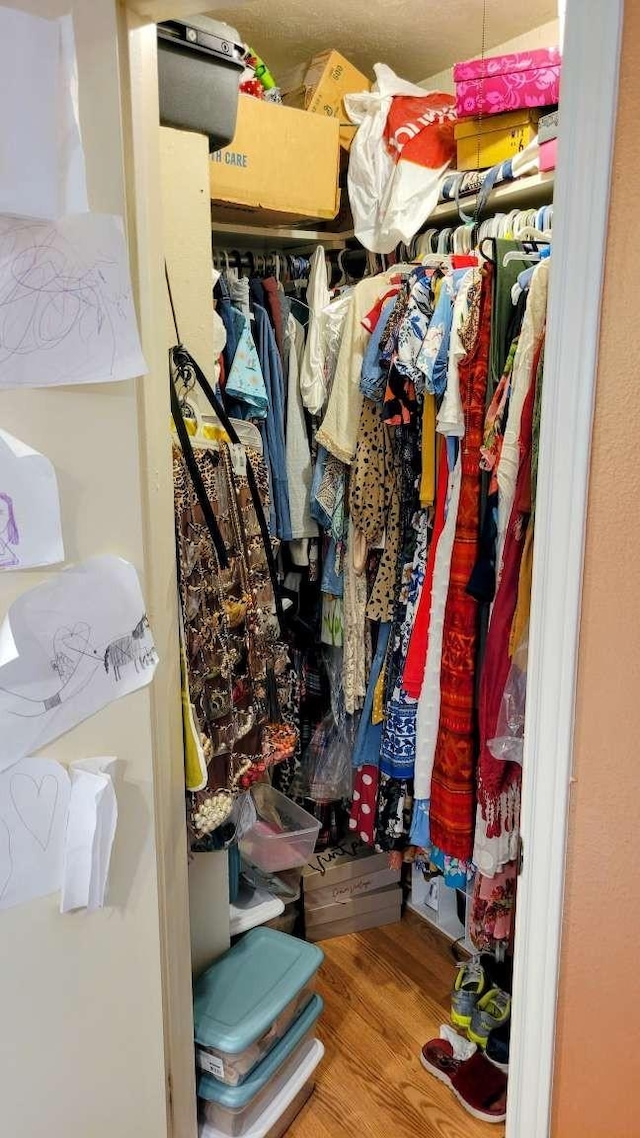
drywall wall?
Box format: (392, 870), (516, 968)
(0, 3), (170, 1137)
(421, 19), (560, 93)
(160, 127), (216, 373)
(552, 4), (640, 1135)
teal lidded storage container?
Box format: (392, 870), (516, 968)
(194, 928), (323, 1087)
(199, 997), (324, 1137)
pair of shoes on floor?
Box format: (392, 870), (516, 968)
(420, 1036), (507, 1124)
(451, 960), (511, 1049)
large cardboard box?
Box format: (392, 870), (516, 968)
(210, 95), (340, 225)
(280, 49), (370, 151)
(302, 841), (401, 909)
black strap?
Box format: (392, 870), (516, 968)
(170, 371), (230, 569)
(169, 343), (286, 636)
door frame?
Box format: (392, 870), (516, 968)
(506, 1), (623, 1134)
(122, 1), (625, 1135)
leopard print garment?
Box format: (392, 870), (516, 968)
(173, 439), (299, 834)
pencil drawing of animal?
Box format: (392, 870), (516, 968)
(103, 614), (155, 681)
(131, 613), (150, 640)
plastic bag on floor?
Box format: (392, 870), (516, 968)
(345, 63), (456, 254)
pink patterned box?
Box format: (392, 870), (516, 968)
(454, 48), (561, 119)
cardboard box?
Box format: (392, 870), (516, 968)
(304, 865), (400, 909)
(280, 49), (370, 151)
(210, 94), (340, 225)
(304, 840), (396, 890)
(454, 110), (540, 172)
(305, 883), (402, 929)
(306, 888), (402, 942)
(538, 109), (559, 144)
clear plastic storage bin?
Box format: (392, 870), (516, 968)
(238, 785), (320, 873)
(194, 928), (323, 1087)
(198, 995), (324, 1136)
(199, 1036), (324, 1138)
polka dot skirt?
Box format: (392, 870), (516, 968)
(349, 764), (379, 845)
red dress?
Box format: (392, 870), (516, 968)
(402, 441), (449, 698)
(429, 268), (492, 861)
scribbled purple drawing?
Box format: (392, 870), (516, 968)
(0, 491), (19, 568)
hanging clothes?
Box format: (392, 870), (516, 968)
(428, 267), (493, 862)
(284, 312), (318, 541)
(203, 232), (551, 938)
(299, 246), (332, 415)
(254, 303), (292, 540)
(316, 266), (413, 464)
(476, 342), (543, 843)
(224, 307), (269, 420)
(262, 275), (285, 362)
(495, 259), (549, 577)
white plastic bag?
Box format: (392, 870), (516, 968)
(346, 64), (456, 253)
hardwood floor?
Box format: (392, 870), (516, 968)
(288, 912), (505, 1138)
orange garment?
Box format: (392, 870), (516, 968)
(420, 393), (436, 508)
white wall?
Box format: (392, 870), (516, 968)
(0, 4), (178, 1137)
(421, 19), (560, 93)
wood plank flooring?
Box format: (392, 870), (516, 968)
(288, 912), (505, 1138)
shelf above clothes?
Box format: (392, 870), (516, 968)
(211, 172), (554, 252)
(211, 217), (352, 252)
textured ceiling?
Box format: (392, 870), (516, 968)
(209, 0), (557, 84)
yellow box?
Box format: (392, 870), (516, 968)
(210, 95), (341, 225)
(280, 49), (371, 151)
(454, 110), (540, 172)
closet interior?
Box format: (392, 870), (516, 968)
(161, 4), (561, 1135)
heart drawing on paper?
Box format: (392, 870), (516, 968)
(10, 774), (59, 850)
(0, 819), (11, 899)
(51, 622), (92, 684)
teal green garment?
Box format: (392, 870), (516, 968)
(491, 238), (530, 390)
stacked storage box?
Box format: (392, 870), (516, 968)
(195, 928), (324, 1137)
(302, 841), (402, 941)
(538, 109), (559, 172)
(452, 48), (561, 173)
